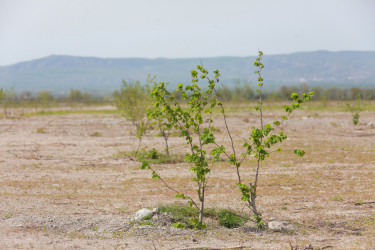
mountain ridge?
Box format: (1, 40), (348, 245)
(1, 51), (374, 93)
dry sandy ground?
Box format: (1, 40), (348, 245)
(0, 106), (374, 249)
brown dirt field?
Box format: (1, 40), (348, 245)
(0, 106), (374, 249)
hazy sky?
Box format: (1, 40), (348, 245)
(1, 0), (374, 66)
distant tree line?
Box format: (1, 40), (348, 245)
(1, 83), (374, 113)
(0, 88), (107, 109)
(210, 82), (375, 101)
(274, 84), (375, 101)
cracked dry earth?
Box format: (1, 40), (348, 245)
(0, 106), (374, 249)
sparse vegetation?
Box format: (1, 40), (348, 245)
(3, 212), (14, 218)
(36, 128), (45, 134)
(113, 77), (152, 156)
(217, 209), (248, 228)
(114, 148), (184, 164)
(0, 88), (15, 118)
(1, 96), (375, 248)
(91, 131), (102, 137)
(1, 54), (375, 249)
(142, 67), (223, 228)
(140, 51), (313, 229)
(346, 94), (362, 125)
(159, 203), (247, 229)
(193, 51), (312, 228)
(332, 195), (343, 201)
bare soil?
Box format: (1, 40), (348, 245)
(0, 106), (374, 249)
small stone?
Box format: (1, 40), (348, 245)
(134, 208), (153, 221)
(152, 207), (160, 214)
(268, 220), (294, 232)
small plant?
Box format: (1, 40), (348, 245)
(36, 128), (45, 134)
(188, 218), (206, 229)
(141, 51), (313, 229)
(148, 81), (173, 155)
(116, 207), (128, 212)
(68, 232), (86, 239)
(332, 195), (343, 201)
(159, 203), (200, 228)
(356, 200), (365, 205)
(346, 94), (361, 125)
(159, 203), (247, 229)
(141, 148), (158, 160)
(0, 88), (15, 118)
(136, 221), (154, 226)
(142, 213), (153, 220)
(171, 222), (186, 229)
(113, 76), (153, 156)
(4, 212), (14, 218)
(142, 69), (221, 228)
(218, 209), (248, 228)
(118, 148), (184, 164)
(91, 131), (102, 137)
(210, 51), (313, 228)
(36, 120), (53, 134)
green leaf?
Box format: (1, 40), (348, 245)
(171, 222), (186, 229)
(176, 193), (186, 199)
(290, 92), (299, 100)
(152, 171), (160, 179)
(141, 161), (150, 170)
(294, 149), (305, 157)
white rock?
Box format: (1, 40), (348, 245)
(152, 207), (160, 214)
(268, 220), (294, 232)
(134, 208), (153, 221)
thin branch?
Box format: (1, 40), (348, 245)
(169, 145), (189, 152)
(254, 56), (264, 195)
(208, 73), (243, 185)
(213, 142), (231, 159)
(148, 165), (199, 210)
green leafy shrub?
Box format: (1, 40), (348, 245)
(113, 76), (153, 155)
(211, 51), (313, 228)
(142, 51), (313, 229)
(218, 209), (248, 228)
(346, 94), (361, 125)
(136, 221), (153, 226)
(148, 81), (173, 155)
(143, 70), (221, 228)
(114, 148), (184, 164)
(159, 203), (199, 226)
(137, 148), (184, 164)
(159, 203), (247, 229)
(171, 222), (186, 229)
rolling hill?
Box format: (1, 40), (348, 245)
(0, 51), (374, 94)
